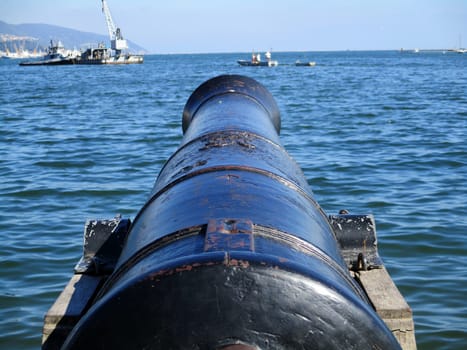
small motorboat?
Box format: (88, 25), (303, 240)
(295, 60), (316, 67)
(238, 50), (278, 67)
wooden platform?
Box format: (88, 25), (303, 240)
(42, 275), (104, 349)
(354, 267), (417, 349)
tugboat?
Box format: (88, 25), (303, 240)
(19, 40), (78, 66)
(238, 50), (278, 67)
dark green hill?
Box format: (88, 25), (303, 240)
(0, 21), (146, 53)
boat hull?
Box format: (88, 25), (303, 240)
(76, 55), (144, 65)
(238, 59), (278, 67)
(295, 61), (316, 67)
(19, 57), (76, 66)
(19, 55), (144, 66)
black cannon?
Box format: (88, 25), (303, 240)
(58, 75), (403, 349)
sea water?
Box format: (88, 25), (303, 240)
(0, 51), (465, 349)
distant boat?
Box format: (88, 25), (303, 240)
(0, 47), (45, 60)
(76, 44), (143, 64)
(295, 60), (316, 67)
(19, 40), (79, 66)
(238, 59), (278, 67)
(20, 0), (143, 66)
(238, 50), (278, 67)
(20, 42), (144, 66)
(99, 0), (143, 64)
(454, 34), (466, 53)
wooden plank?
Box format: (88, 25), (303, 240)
(356, 267), (417, 350)
(42, 274), (104, 349)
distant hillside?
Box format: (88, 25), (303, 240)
(0, 21), (147, 53)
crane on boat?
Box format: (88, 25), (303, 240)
(101, 0), (128, 53)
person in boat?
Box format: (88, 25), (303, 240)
(252, 52), (257, 64)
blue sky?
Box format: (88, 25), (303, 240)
(1, 0), (466, 53)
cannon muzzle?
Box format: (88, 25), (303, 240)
(62, 75), (401, 349)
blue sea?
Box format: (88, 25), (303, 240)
(0, 51), (465, 349)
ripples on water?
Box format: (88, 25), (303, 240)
(0, 51), (465, 349)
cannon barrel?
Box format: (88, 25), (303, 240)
(62, 75), (401, 349)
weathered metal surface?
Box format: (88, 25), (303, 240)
(43, 221), (417, 349)
(74, 216), (131, 274)
(57, 75), (403, 349)
(204, 219), (255, 252)
(329, 213), (382, 271)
